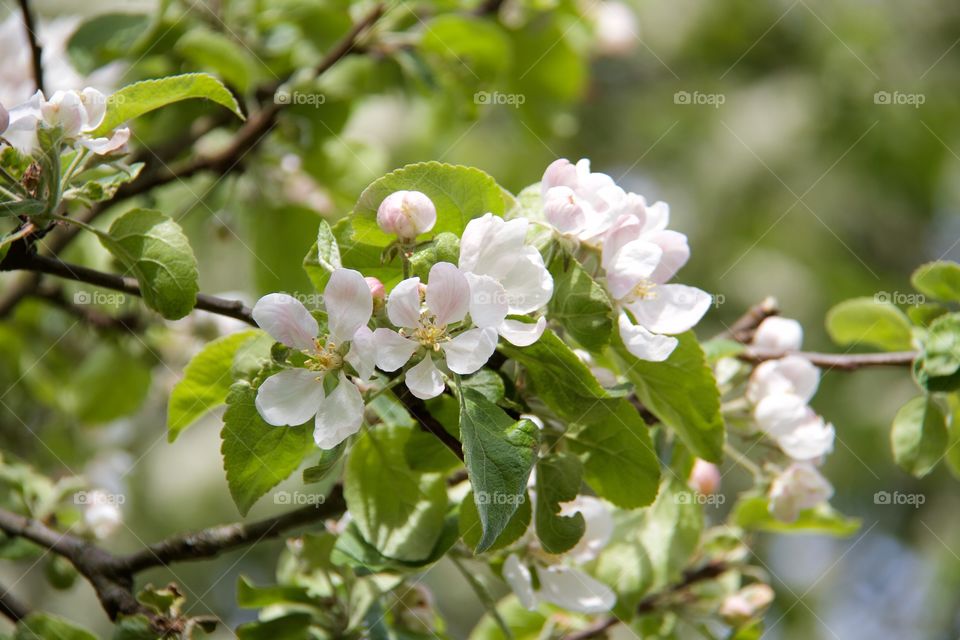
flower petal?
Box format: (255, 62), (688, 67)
(386, 277), (422, 329)
(82, 127), (130, 155)
(442, 327), (498, 374)
(499, 317), (546, 347)
(465, 273), (509, 328)
(754, 393), (810, 437)
(646, 230), (690, 284)
(618, 313), (677, 362)
(605, 239), (663, 301)
(497, 247), (554, 314)
(346, 326), (376, 381)
(406, 356), (445, 399)
(560, 496), (614, 564)
(503, 554), (538, 611)
(776, 416), (835, 461)
(426, 262), (470, 325)
(314, 372), (364, 449)
(753, 316), (804, 352)
(747, 355), (819, 403)
(626, 284), (711, 334)
(325, 268), (373, 344)
(252, 293), (318, 351)
(459, 214), (528, 277)
(535, 565), (617, 614)
(372, 329), (419, 371)
(255, 368), (324, 426)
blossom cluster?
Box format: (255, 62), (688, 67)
(540, 158), (711, 361)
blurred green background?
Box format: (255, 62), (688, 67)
(2, 0), (960, 637)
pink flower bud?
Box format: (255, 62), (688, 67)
(688, 458), (721, 495)
(377, 190), (437, 240)
(365, 276), (385, 308)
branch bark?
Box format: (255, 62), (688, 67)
(738, 346), (916, 371)
(0, 584), (30, 623)
(16, 0), (44, 94)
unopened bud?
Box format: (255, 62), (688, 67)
(377, 190), (437, 240)
(365, 276), (385, 310)
(719, 583), (774, 621)
(688, 458), (721, 495)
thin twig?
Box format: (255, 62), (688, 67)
(16, 0), (44, 94)
(0, 583), (30, 622)
(739, 346), (916, 371)
(714, 296), (779, 343)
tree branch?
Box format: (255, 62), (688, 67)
(0, 584), (30, 623)
(714, 296), (779, 343)
(16, 0), (43, 94)
(739, 346), (916, 371)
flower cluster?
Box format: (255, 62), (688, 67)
(540, 158), (711, 361)
(748, 316), (835, 521)
(1, 87), (129, 154)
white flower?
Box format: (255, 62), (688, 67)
(747, 355), (819, 404)
(82, 490), (122, 539)
(503, 554), (616, 614)
(377, 190), (437, 240)
(768, 462), (833, 522)
(252, 269), (375, 449)
(458, 213), (553, 346)
(559, 495), (614, 564)
(40, 88), (129, 154)
(594, 1), (639, 56)
(752, 316), (803, 352)
(540, 158), (626, 244)
(373, 262), (501, 399)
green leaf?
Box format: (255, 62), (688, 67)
(468, 595), (549, 640)
(409, 232), (462, 281)
(303, 442), (346, 483)
(912, 261), (960, 302)
(891, 396), (948, 477)
(15, 613), (97, 640)
(302, 220), (342, 291)
(825, 297), (914, 351)
(221, 382), (313, 515)
(919, 313), (960, 378)
(332, 516), (458, 571)
(96, 208), (200, 320)
(111, 614), (157, 640)
(344, 425), (448, 562)
(458, 387), (539, 552)
(236, 576), (315, 607)
(615, 331), (725, 463)
(249, 203), (319, 296)
(168, 330), (260, 441)
(732, 496), (860, 536)
(93, 72), (244, 136)
(595, 542), (653, 618)
(534, 453), (585, 554)
(175, 28), (260, 92)
(71, 346), (151, 423)
(639, 479), (703, 588)
(237, 613), (312, 640)
(547, 254), (614, 351)
(460, 489), (531, 553)
(67, 13), (151, 76)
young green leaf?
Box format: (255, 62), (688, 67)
(732, 496), (860, 536)
(15, 613), (97, 640)
(168, 330), (260, 441)
(92, 72), (244, 136)
(547, 254), (614, 352)
(891, 395), (948, 477)
(825, 297), (914, 351)
(458, 387), (539, 553)
(534, 453), (585, 554)
(639, 479), (703, 588)
(302, 220), (342, 291)
(911, 261), (960, 302)
(594, 542), (654, 618)
(221, 382), (313, 515)
(175, 28), (260, 93)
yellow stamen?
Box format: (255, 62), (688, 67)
(305, 337), (343, 372)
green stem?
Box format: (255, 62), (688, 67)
(724, 443), (762, 479)
(365, 374), (405, 402)
(450, 555), (513, 640)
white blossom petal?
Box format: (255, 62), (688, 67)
(605, 239), (663, 301)
(497, 247), (554, 314)
(465, 273), (509, 328)
(406, 356), (445, 400)
(255, 368), (324, 426)
(79, 87), (107, 130)
(753, 316), (804, 352)
(325, 268), (373, 344)
(643, 201), (670, 232)
(499, 317), (546, 347)
(535, 565), (617, 614)
(81, 126), (129, 154)
(769, 462), (833, 523)
(372, 329), (419, 371)
(442, 327), (498, 374)
(560, 496), (614, 563)
(618, 313), (678, 362)
(748, 355), (819, 403)
(314, 372), (364, 449)
(387, 277), (423, 328)
(646, 230), (691, 284)
(252, 293), (318, 351)
(346, 326), (376, 381)
(754, 393), (811, 437)
(503, 554), (538, 610)
(626, 284), (711, 334)
(426, 262), (469, 325)
(543, 186), (587, 234)
(459, 214), (528, 276)
(776, 415), (835, 461)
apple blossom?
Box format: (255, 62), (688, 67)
(768, 462), (833, 522)
(373, 262), (503, 399)
(458, 213), (553, 346)
(252, 268), (375, 449)
(752, 316), (803, 352)
(719, 583), (775, 621)
(689, 459), (721, 495)
(540, 158), (625, 244)
(377, 190), (437, 240)
(82, 490), (123, 539)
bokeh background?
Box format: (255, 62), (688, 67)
(2, 0), (960, 637)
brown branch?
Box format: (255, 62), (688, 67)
(739, 346), (916, 371)
(30, 283), (144, 332)
(714, 296), (779, 343)
(0, 583), (30, 622)
(396, 385), (465, 460)
(16, 0), (43, 94)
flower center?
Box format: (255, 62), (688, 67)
(631, 279), (657, 301)
(305, 337), (343, 372)
(411, 314), (450, 350)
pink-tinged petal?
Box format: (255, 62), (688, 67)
(602, 214), (642, 270)
(777, 416), (835, 461)
(535, 565), (617, 614)
(605, 240), (663, 301)
(753, 317), (804, 352)
(618, 313), (677, 362)
(499, 317), (546, 347)
(406, 356), (445, 399)
(79, 87), (107, 130)
(642, 201), (670, 232)
(465, 273), (509, 329)
(646, 230), (691, 284)
(314, 372), (364, 449)
(386, 277), (422, 329)
(498, 247), (554, 314)
(769, 463), (833, 523)
(82, 127), (130, 155)
(459, 214), (528, 277)
(747, 355), (819, 403)
(442, 327), (498, 374)
(252, 293), (318, 351)
(626, 284), (710, 334)
(503, 554), (538, 610)
(346, 326), (376, 381)
(372, 329), (419, 371)
(255, 369), (324, 426)
(543, 186), (587, 234)
(325, 268), (373, 343)
(426, 262), (469, 325)
(754, 393), (811, 437)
